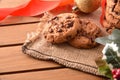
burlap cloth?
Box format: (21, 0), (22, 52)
(22, 8), (105, 76)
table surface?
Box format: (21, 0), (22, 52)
(0, 0), (105, 80)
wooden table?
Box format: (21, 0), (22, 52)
(0, 0), (105, 80)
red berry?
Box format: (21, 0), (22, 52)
(113, 75), (117, 78)
(112, 69), (117, 74)
(112, 69), (120, 80)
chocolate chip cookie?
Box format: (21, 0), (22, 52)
(69, 19), (102, 49)
(43, 13), (80, 43)
(103, 0), (120, 33)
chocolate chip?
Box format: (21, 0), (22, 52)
(66, 21), (74, 28)
(48, 21), (50, 23)
(115, 12), (120, 15)
(66, 35), (72, 40)
(57, 28), (63, 32)
(77, 30), (80, 34)
(114, 0), (117, 3)
(66, 16), (71, 19)
(79, 20), (82, 24)
(51, 16), (59, 21)
(49, 29), (53, 33)
(53, 22), (58, 25)
(44, 35), (47, 38)
(59, 24), (64, 28)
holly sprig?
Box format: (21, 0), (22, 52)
(95, 29), (120, 80)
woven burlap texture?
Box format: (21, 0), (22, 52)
(22, 35), (103, 75)
(22, 8), (104, 75)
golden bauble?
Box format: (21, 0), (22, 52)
(74, 0), (101, 13)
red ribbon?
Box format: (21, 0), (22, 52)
(100, 0), (106, 26)
(0, 2), (29, 20)
(0, 0), (74, 21)
(11, 0), (60, 16)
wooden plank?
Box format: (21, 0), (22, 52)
(0, 68), (105, 80)
(0, 46), (60, 73)
(0, 16), (40, 26)
(0, 23), (38, 46)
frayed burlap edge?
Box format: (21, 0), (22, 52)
(22, 42), (101, 76)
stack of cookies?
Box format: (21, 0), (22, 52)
(103, 0), (120, 33)
(42, 13), (102, 49)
